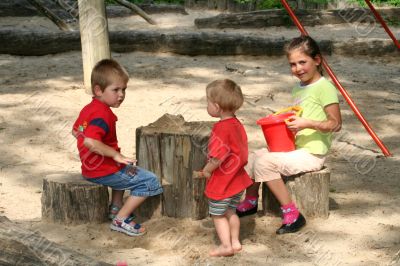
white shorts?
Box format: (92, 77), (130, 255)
(245, 148), (326, 182)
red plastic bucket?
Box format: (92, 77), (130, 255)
(256, 113), (295, 152)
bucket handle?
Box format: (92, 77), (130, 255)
(274, 106), (303, 118)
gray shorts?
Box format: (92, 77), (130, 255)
(208, 191), (244, 216)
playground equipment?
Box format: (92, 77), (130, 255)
(280, 0), (393, 157)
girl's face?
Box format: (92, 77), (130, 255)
(288, 48), (322, 86)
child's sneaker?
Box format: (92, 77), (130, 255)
(110, 216), (146, 237)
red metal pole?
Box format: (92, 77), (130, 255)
(280, 0), (392, 157)
(364, 0), (400, 50)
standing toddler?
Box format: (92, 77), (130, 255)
(197, 79), (253, 256)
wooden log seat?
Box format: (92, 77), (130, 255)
(41, 173), (109, 224)
(262, 167), (330, 219)
(135, 114), (213, 220)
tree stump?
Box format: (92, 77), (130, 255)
(135, 114), (212, 220)
(262, 167), (330, 218)
(42, 173), (109, 224)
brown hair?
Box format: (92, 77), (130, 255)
(91, 59), (129, 94)
(206, 79), (244, 112)
(285, 35), (323, 75)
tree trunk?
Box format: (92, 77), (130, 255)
(0, 216), (111, 265)
(262, 168), (330, 218)
(78, 0), (111, 93)
(41, 173), (109, 224)
(135, 114), (212, 220)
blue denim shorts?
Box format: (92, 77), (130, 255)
(84, 165), (163, 197)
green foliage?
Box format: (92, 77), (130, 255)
(348, 0), (400, 7)
(256, 0), (282, 9)
(243, 0), (400, 9)
(105, 0), (185, 5)
(106, 0), (400, 7)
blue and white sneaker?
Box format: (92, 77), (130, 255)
(110, 216), (146, 237)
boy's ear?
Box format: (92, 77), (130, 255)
(93, 85), (103, 97)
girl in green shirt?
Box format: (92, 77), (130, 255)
(237, 35), (342, 234)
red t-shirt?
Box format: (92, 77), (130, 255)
(73, 98), (124, 178)
(204, 117), (253, 200)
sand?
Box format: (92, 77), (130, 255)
(0, 9), (399, 266)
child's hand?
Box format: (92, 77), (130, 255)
(113, 153), (136, 165)
(285, 116), (309, 132)
(193, 170), (211, 179)
(193, 171), (205, 179)
(126, 162), (137, 176)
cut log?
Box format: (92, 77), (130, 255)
(135, 114), (212, 220)
(194, 8), (400, 29)
(262, 167), (330, 218)
(41, 173), (109, 224)
(1, 29), (397, 57)
(0, 216), (111, 265)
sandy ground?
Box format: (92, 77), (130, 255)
(0, 9), (400, 266)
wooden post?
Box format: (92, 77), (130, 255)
(135, 114), (212, 220)
(262, 168), (330, 218)
(78, 0), (111, 93)
(42, 174), (109, 224)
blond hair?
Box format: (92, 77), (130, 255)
(91, 59), (129, 94)
(206, 79), (244, 112)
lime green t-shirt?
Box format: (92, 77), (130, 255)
(292, 77), (339, 155)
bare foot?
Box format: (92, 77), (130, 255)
(209, 245), (234, 257)
(232, 241), (242, 253)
